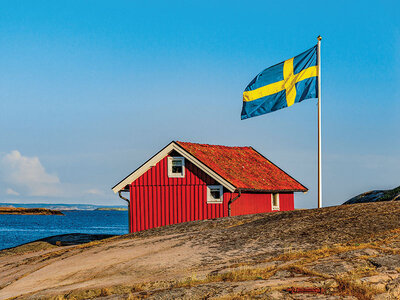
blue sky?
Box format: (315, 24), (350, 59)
(0, 1), (399, 207)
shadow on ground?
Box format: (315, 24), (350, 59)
(37, 233), (115, 246)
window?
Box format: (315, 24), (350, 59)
(207, 185), (223, 204)
(168, 157), (185, 178)
(272, 193), (280, 210)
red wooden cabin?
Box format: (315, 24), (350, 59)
(112, 141), (307, 233)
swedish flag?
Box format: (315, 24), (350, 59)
(241, 45), (318, 120)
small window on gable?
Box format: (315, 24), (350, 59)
(272, 193), (280, 210)
(168, 157), (185, 178)
(207, 185), (223, 204)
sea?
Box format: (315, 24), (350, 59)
(0, 210), (129, 250)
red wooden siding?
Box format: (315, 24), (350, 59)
(226, 192), (294, 217)
(128, 155), (296, 233)
(130, 185), (228, 232)
(131, 155), (219, 187)
(228, 193), (271, 216)
(278, 193), (295, 211)
(129, 155), (228, 232)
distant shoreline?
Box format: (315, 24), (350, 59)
(95, 207), (128, 211)
(0, 203), (127, 211)
(0, 207), (64, 215)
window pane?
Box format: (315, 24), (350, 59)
(172, 165), (182, 174)
(171, 160), (182, 167)
(210, 189), (220, 199)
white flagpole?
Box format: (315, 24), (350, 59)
(317, 35), (322, 208)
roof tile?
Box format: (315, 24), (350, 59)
(176, 141), (307, 192)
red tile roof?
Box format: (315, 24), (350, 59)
(176, 141), (307, 192)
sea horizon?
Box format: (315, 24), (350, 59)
(0, 210), (129, 250)
(0, 202), (128, 211)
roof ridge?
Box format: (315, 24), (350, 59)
(176, 141), (252, 149)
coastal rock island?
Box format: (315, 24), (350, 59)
(0, 207), (64, 215)
(343, 185), (400, 205)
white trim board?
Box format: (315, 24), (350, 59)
(167, 156), (185, 178)
(112, 141), (236, 193)
(207, 185), (224, 204)
(271, 193), (280, 211)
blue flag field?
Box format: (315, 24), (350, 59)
(241, 45), (319, 120)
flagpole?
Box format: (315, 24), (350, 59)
(317, 35), (322, 208)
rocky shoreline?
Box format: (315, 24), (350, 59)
(1, 201), (400, 299)
(0, 207), (64, 215)
(343, 185), (400, 204)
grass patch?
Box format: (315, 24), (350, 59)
(50, 284), (147, 300)
(271, 244), (370, 263)
(173, 266), (277, 288)
(335, 275), (385, 300)
(214, 286), (272, 300)
(282, 264), (330, 279)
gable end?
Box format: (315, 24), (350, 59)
(112, 142), (236, 193)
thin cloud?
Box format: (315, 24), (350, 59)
(6, 188), (20, 196)
(0, 150), (61, 197)
(85, 189), (104, 196)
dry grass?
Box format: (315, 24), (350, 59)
(275, 245), (359, 262)
(48, 267), (278, 299)
(48, 285), (147, 300)
(282, 264), (330, 279)
(5, 201), (400, 299)
(174, 265), (277, 288)
(17, 236), (397, 300)
(167, 238), (396, 298)
(45, 241), (391, 300)
(214, 286), (272, 300)
(335, 275), (386, 300)
(223, 217), (263, 229)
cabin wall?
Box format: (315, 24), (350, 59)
(128, 155), (296, 233)
(131, 154), (218, 187)
(129, 155), (229, 232)
(278, 193), (295, 211)
(227, 192), (294, 217)
(228, 193), (270, 216)
(130, 185), (229, 232)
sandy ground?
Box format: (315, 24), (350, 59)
(1, 201), (400, 299)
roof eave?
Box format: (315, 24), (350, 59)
(235, 188), (308, 193)
(112, 141), (237, 193)
(249, 146), (308, 192)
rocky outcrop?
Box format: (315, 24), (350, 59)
(0, 207), (64, 215)
(2, 201), (400, 299)
(343, 186), (400, 205)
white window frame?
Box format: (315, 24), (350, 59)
(272, 193), (280, 211)
(168, 157), (185, 178)
(207, 185), (223, 204)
